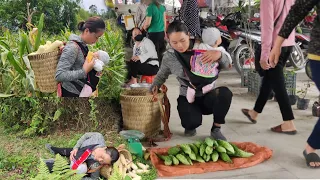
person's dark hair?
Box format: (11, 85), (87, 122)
(133, 27), (142, 32)
(166, 21), (189, 36)
(128, 9), (132, 13)
(153, 0), (161, 8)
(115, 7), (118, 10)
(78, 16), (106, 33)
(105, 147), (119, 165)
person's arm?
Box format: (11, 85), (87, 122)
(143, 6), (152, 30)
(73, 132), (100, 150)
(276, 0), (318, 47)
(135, 6), (141, 27)
(218, 53), (231, 70)
(150, 51), (172, 91)
(55, 43), (87, 82)
(260, 0), (275, 62)
(138, 39), (157, 63)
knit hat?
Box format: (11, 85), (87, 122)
(97, 50), (110, 65)
(202, 27), (221, 46)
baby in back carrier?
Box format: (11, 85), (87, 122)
(187, 27), (232, 103)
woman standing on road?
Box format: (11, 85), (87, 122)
(269, 0), (320, 169)
(143, 0), (166, 64)
(241, 0), (297, 135)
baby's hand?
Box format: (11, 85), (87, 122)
(93, 52), (99, 60)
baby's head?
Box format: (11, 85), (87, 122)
(202, 27), (222, 48)
(93, 50), (110, 65)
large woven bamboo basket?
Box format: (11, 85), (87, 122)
(28, 50), (60, 93)
(120, 89), (164, 138)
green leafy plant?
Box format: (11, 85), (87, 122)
(31, 154), (85, 180)
(297, 81), (312, 99)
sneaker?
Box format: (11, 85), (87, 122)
(184, 129), (197, 137)
(45, 144), (55, 154)
(210, 128), (227, 141)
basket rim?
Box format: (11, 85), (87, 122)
(28, 50), (60, 60)
(120, 91), (164, 98)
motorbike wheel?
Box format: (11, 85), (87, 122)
(305, 60), (312, 80)
(288, 43), (306, 70)
(234, 44), (252, 75)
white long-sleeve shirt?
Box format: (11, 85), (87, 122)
(133, 37), (159, 66)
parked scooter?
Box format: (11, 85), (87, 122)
(295, 32), (312, 79)
(218, 12), (307, 75)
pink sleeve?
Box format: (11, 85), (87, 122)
(260, 0), (275, 62)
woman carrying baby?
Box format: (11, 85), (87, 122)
(150, 21), (233, 140)
(55, 17), (106, 97)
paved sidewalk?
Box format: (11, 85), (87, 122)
(155, 69), (319, 179)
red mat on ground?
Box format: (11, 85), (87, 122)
(149, 142), (273, 177)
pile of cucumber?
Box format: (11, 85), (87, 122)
(157, 138), (254, 166)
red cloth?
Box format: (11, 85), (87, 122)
(71, 149), (92, 170)
(149, 142), (273, 177)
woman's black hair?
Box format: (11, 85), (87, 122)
(153, 0), (161, 8)
(105, 147), (119, 165)
(78, 16), (106, 33)
(166, 21), (189, 36)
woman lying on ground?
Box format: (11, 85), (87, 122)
(45, 132), (120, 179)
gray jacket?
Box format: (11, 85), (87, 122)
(55, 34), (87, 95)
(73, 132), (106, 180)
(150, 48), (231, 96)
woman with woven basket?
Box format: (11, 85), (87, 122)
(55, 17), (105, 97)
(45, 132), (120, 179)
(150, 21), (233, 140)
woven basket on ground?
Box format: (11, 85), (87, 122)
(120, 89), (164, 138)
(28, 50), (60, 93)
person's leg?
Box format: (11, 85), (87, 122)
(177, 95), (203, 136)
(148, 32), (164, 65)
(46, 144), (73, 157)
(242, 75), (272, 122)
(62, 87), (79, 97)
(267, 47), (296, 132)
(305, 60), (320, 168)
(157, 32), (166, 65)
(136, 63), (159, 76)
(127, 61), (141, 84)
(201, 87), (233, 140)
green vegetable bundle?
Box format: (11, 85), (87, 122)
(157, 138), (254, 166)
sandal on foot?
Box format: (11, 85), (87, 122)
(270, 125), (297, 135)
(241, 109), (257, 124)
(303, 150), (320, 168)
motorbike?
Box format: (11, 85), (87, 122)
(216, 12), (307, 75)
(295, 32), (312, 79)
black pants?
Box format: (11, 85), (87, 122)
(148, 32), (166, 65)
(51, 146), (73, 157)
(126, 61), (159, 78)
(62, 87), (79, 97)
(177, 87), (233, 130)
(254, 46), (294, 121)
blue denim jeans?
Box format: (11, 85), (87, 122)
(307, 60), (320, 149)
